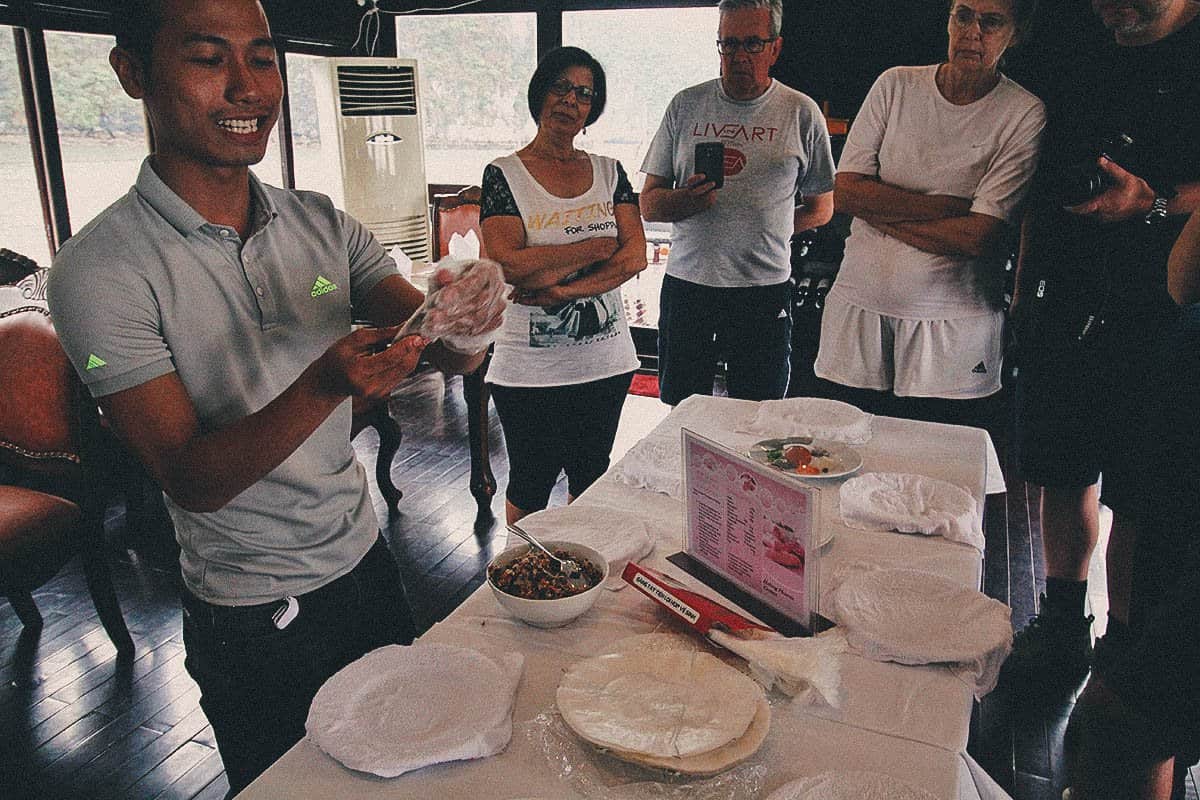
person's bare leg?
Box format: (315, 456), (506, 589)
(1000, 483), (1099, 691)
(1065, 676), (1177, 800)
(1104, 511), (1140, 626)
(506, 499), (530, 525)
(1042, 483), (1101, 582)
(1068, 759), (1175, 800)
(1142, 759), (1176, 800)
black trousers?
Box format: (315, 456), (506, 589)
(489, 371), (633, 512)
(181, 535), (415, 797)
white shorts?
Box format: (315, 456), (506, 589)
(813, 294), (1004, 399)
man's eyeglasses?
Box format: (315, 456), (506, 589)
(716, 36), (776, 55)
(950, 5), (1012, 34)
(548, 78), (595, 104)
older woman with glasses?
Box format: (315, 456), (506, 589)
(480, 46), (646, 525)
(812, 0), (1044, 431)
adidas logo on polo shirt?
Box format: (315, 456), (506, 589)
(310, 276), (339, 297)
(86, 353), (107, 370)
(971, 362), (987, 374)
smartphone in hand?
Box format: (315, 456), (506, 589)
(694, 141), (725, 189)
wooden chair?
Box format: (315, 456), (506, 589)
(0, 306), (134, 656)
(2, 263), (180, 564)
(0, 247), (39, 285)
(431, 185), (497, 510)
(352, 391), (403, 517)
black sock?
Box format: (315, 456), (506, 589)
(1044, 577), (1087, 618)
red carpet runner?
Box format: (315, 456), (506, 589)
(628, 373), (660, 398)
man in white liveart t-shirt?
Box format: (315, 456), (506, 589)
(640, 0), (835, 406)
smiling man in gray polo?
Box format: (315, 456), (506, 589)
(45, 0), (505, 794)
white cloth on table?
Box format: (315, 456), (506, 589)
(960, 753), (1016, 800)
(610, 394), (752, 497)
(515, 504), (654, 590)
(736, 397), (874, 444)
(236, 394), (1001, 800)
(305, 643), (523, 777)
(838, 472), (983, 552)
(830, 567), (1012, 698)
(765, 770), (938, 800)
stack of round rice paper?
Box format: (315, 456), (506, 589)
(556, 647), (769, 775)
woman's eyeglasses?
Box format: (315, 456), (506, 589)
(950, 5), (1012, 34)
(548, 78), (595, 104)
(716, 36), (776, 55)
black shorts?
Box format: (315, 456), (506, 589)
(657, 275), (792, 406)
(1014, 306), (1175, 490)
(489, 371), (633, 512)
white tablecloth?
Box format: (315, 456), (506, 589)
(239, 397), (1009, 800)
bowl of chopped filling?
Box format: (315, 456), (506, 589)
(486, 540), (608, 628)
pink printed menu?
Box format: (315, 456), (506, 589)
(681, 429), (820, 629)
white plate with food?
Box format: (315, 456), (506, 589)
(748, 438), (863, 480)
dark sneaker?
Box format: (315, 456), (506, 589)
(999, 593), (1093, 695)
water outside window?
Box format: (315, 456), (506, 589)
(563, 7), (720, 192)
(43, 32), (148, 239)
(286, 52), (360, 204)
(0, 27), (53, 266)
(564, 7), (720, 329)
(254, 125), (284, 188)
(395, 13), (537, 187)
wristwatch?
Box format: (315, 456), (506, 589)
(1145, 194), (1170, 225)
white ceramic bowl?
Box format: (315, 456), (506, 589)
(486, 540), (609, 628)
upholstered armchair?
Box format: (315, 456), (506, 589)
(0, 305), (134, 656)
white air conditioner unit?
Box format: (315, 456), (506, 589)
(316, 57), (431, 261)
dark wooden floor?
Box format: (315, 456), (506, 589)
(1, 368), (1196, 800)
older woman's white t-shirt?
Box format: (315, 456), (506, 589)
(481, 153), (640, 388)
(833, 65), (1045, 319)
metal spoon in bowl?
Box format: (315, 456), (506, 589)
(506, 523), (591, 592)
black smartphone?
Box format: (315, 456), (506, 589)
(694, 141), (725, 189)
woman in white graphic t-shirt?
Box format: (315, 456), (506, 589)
(480, 46), (647, 525)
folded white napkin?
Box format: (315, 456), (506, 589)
(306, 643), (523, 777)
(830, 568), (1012, 698)
(708, 628), (847, 708)
(737, 398), (873, 445)
(610, 433), (683, 498)
(517, 505), (653, 590)
(838, 472), (983, 552)
(447, 229), (481, 259)
(388, 244), (414, 279)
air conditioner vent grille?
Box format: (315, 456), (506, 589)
(336, 65), (417, 116)
(367, 215), (431, 261)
